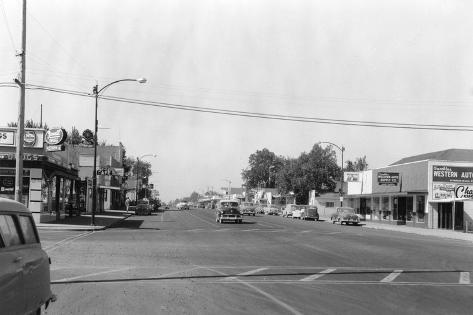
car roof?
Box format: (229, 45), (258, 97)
(219, 199), (239, 203)
(0, 198), (30, 213)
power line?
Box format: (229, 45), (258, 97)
(2, 82), (473, 132)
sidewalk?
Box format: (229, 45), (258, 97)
(37, 210), (133, 231)
(320, 216), (473, 243)
(361, 221), (473, 242)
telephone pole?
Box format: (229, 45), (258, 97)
(14, 0), (27, 202)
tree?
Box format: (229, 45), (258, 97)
(8, 119), (48, 129)
(274, 144), (339, 204)
(241, 148), (284, 189)
(189, 191), (201, 203)
(66, 126), (82, 145)
(345, 156), (369, 171)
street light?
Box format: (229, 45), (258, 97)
(91, 78), (147, 225)
(318, 141), (345, 206)
(135, 154), (157, 203)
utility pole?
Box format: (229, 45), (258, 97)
(14, 0), (27, 203)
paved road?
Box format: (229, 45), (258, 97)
(40, 208), (473, 315)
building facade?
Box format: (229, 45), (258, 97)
(343, 149), (473, 231)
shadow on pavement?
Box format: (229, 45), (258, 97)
(109, 219), (144, 229)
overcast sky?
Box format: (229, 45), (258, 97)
(2, 0), (473, 202)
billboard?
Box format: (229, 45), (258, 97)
(377, 172), (399, 186)
(344, 172), (360, 182)
(432, 165), (473, 183)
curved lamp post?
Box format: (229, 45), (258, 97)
(319, 141), (345, 206)
(91, 78), (147, 225)
(135, 154), (157, 203)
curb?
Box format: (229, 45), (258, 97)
(37, 213), (133, 231)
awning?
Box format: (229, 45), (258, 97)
(99, 185), (122, 190)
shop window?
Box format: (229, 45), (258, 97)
(381, 196), (390, 220)
(392, 197), (398, 220)
(372, 197), (380, 220)
(406, 197), (413, 221)
(416, 195), (425, 223)
(325, 202), (334, 208)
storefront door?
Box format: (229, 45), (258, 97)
(438, 203), (452, 229)
(454, 202), (464, 231)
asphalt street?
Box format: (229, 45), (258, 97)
(40, 208), (473, 315)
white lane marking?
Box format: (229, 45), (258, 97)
(44, 231), (94, 252)
(202, 266), (302, 315)
(459, 272), (471, 284)
(299, 230), (312, 233)
(225, 268), (268, 281)
(53, 267), (132, 283)
(300, 268), (336, 281)
(381, 270), (403, 283)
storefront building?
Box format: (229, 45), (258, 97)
(0, 127), (79, 223)
(344, 149), (473, 231)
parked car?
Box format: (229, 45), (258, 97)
(0, 197), (56, 314)
(282, 204), (298, 217)
(176, 202), (189, 210)
(215, 199), (242, 223)
(301, 206), (319, 221)
(264, 205), (280, 215)
(135, 199), (152, 215)
(240, 202), (256, 216)
(331, 207), (361, 225)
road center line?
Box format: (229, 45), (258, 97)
(44, 230), (95, 252)
(300, 268), (336, 281)
(53, 267), (132, 283)
(225, 267), (268, 281)
(380, 270), (403, 283)
(459, 272), (470, 284)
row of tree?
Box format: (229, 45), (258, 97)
(241, 144), (368, 204)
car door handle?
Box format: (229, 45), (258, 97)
(14, 256), (23, 263)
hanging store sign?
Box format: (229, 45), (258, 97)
(45, 128), (67, 145)
(377, 172), (399, 186)
(23, 130), (37, 146)
(455, 185), (473, 199)
(46, 144), (65, 152)
(432, 165), (473, 183)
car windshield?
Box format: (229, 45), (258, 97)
(221, 202), (239, 207)
(340, 208), (355, 214)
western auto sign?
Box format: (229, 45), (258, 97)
(432, 165), (473, 183)
(45, 128), (67, 145)
(377, 172), (399, 186)
(455, 185), (473, 199)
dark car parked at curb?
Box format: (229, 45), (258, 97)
(331, 207), (360, 225)
(135, 199), (152, 215)
(0, 197), (56, 314)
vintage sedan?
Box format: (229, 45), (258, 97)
(331, 207), (361, 225)
(301, 206), (319, 221)
(264, 205), (280, 215)
(0, 198), (56, 314)
(240, 202), (256, 216)
(135, 199), (152, 215)
(215, 200), (242, 223)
